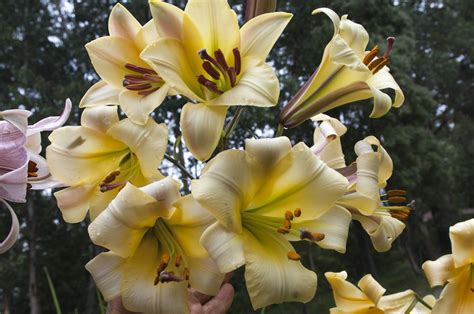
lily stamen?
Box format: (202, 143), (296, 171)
(27, 160), (39, 178)
(174, 255), (182, 268)
(300, 229), (325, 242)
(197, 48), (241, 92)
(102, 171), (120, 184)
(214, 49), (229, 71)
(294, 208), (302, 217)
(123, 63), (163, 95)
(287, 251), (301, 261)
(202, 61), (221, 80)
(364, 37), (396, 74)
(233, 48), (241, 75)
(284, 219), (292, 229)
(158, 271), (185, 284)
(388, 196), (407, 203)
(197, 75), (224, 95)
(383, 37), (396, 58)
(125, 63), (157, 75)
(363, 45), (379, 65)
(99, 181), (125, 192)
(277, 227), (290, 234)
(387, 189), (407, 197)
(285, 211), (294, 221)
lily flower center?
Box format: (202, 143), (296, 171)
(122, 63), (164, 96)
(99, 153), (140, 193)
(196, 48), (241, 96)
(363, 37), (395, 74)
(380, 189), (413, 221)
(242, 208), (325, 262)
(27, 160), (38, 178)
(153, 219), (189, 285)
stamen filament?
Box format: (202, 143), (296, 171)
(383, 37), (396, 58)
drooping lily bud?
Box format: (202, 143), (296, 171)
(245, 0), (277, 21)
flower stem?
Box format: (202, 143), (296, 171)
(221, 107), (245, 150)
(414, 293), (432, 310)
(164, 153), (195, 180)
(275, 123), (284, 137)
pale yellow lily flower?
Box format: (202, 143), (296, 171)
(311, 117), (407, 252)
(46, 106), (167, 223)
(192, 137), (350, 309)
(86, 178), (224, 313)
(80, 3), (170, 125)
(325, 271), (421, 313)
(141, 0), (292, 160)
(279, 8), (404, 128)
(422, 218), (474, 314)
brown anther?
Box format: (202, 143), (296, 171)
(294, 208), (302, 217)
(198, 49), (221, 70)
(284, 219), (292, 229)
(227, 67), (236, 87)
(198, 75), (224, 95)
(99, 182), (125, 193)
(159, 254), (170, 272)
(202, 61), (221, 80)
(138, 87), (160, 96)
(183, 268), (190, 281)
(26, 183), (32, 190)
(214, 49), (229, 71)
(102, 171), (120, 184)
(388, 196), (407, 203)
(233, 48), (241, 75)
(363, 45), (379, 65)
(28, 160), (38, 173)
(287, 251), (301, 261)
(285, 211), (294, 221)
(143, 74), (164, 83)
(125, 63), (156, 75)
(372, 58), (389, 74)
(383, 37), (396, 59)
(277, 227), (290, 234)
(367, 57), (386, 71)
(387, 189), (407, 196)
(124, 83), (152, 91)
(174, 255), (182, 268)
(300, 229), (325, 242)
(159, 271), (184, 283)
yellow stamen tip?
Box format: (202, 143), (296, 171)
(287, 251), (301, 261)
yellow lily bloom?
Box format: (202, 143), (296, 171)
(325, 271), (423, 313)
(279, 8), (404, 128)
(80, 3), (170, 125)
(422, 218), (474, 314)
(141, 0), (292, 160)
(193, 137), (350, 309)
(46, 106), (167, 223)
(311, 116), (407, 252)
(86, 178), (224, 313)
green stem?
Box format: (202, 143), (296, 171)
(44, 267), (62, 314)
(275, 123), (284, 137)
(221, 107), (245, 149)
(414, 293), (432, 310)
(164, 154), (195, 180)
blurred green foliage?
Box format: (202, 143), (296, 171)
(0, 0), (472, 312)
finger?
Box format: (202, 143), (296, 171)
(203, 283), (234, 314)
(106, 297), (139, 314)
(188, 289), (205, 314)
(189, 287), (213, 304)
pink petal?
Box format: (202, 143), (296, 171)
(0, 199), (20, 254)
(27, 99), (72, 136)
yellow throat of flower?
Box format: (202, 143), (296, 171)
(196, 47), (242, 97)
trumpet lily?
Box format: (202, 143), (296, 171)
(86, 178), (224, 313)
(0, 100), (71, 253)
(325, 271), (423, 313)
(142, 0), (292, 160)
(279, 8), (404, 128)
(81, 3), (170, 125)
(312, 117), (407, 252)
(193, 137), (350, 309)
(422, 218), (474, 313)
(46, 106), (167, 223)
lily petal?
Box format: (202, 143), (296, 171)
(107, 118), (167, 180)
(184, 0), (240, 58)
(200, 221), (246, 273)
(80, 81), (120, 108)
(88, 183), (164, 257)
(449, 218), (474, 267)
(118, 83), (170, 125)
(243, 227), (316, 309)
(149, 0), (184, 40)
(207, 58), (279, 107)
(432, 265), (474, 314)
(27, 99), (72, 136)
(180, 103), (228, 161)
(135, 20), (159, 51)
(141, 38), (204, 101)
(339, 15), (369, 57)
(367, 67), (405, 108)
(377, 290), (415, 313)
(292, 205), (351, 253)
(54, 184), (95, 223)
(240, 12), (292, 61)
(80, 106), (120, 133)
(0, 109), (31, 134)
(121, 233), (189, 314)
(312, 8), (341, 38)
(248, 143), (348, 221)
(86, 36), (147, 88)
(421, 254), (456, 288)
(244, 136), (291, 170)
(85, 252), (124, 301)
(325, 271), (376, 312)
(108, 3), (141, 41)
(357, 274), (386, 305)
(0, 199), (20, 254)
(193, 150), (256, 232)
(353, 214), (405, 252)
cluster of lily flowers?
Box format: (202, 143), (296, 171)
(1, 1), (472, 313)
